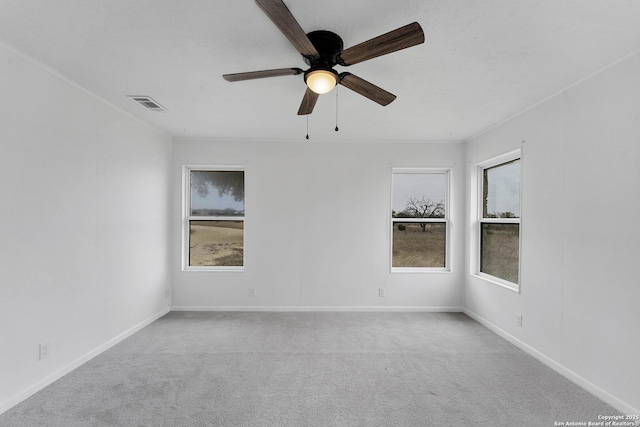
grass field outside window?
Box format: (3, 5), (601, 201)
(477, 153), (521, 288)
(391, 169), (450, 272)
(184, 167), (245, 270)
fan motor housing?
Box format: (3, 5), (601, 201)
(304, 30), (344, 67)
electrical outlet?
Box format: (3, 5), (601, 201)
(164, 289), (170, 299)
(378, 287), (386, 297)
(39, 342), (50, 361)
(516, 313), (523, 327)
(249, 287), (256, 297)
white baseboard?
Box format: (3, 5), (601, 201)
(171, 305), (464, 312)
(463, 308), (639, 416)
(0, 307), (170, 415)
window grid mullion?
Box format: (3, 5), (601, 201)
(188, 216), (244, 221)
(392, 218), (447, 223)
(479, 218), (520, 224)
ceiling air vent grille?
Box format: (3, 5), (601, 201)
(127, 96), (167, 112)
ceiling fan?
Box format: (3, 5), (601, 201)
(223, 0), (425, 115)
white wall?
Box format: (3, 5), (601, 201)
(3, 27), (636, 419)
(0, 42), (173, 412)
(464, 52), (640, 413)
(172, 139), (465, 310)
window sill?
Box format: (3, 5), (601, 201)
(473, 273), (519, 293)
(391, 268), (451, 274)
(183, 267), (245, 272)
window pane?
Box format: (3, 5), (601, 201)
(190, 171), (244, 216)
(392, 222), (446, 268)
(480, 223), (519, 283)
(483, 160), (520, 218)
(392, 173), (446, 219)
(189, 220), (243, 267)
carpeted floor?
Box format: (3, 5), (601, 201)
(0, 312), (618, 426)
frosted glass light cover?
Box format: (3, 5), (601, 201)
(306, 70), (337, 94)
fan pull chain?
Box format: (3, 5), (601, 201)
(335, 85), (339, 132)
(306, 115), (309, 140)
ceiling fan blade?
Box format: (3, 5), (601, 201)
(223, 68), (303, 82)
(255, 0), (319, 58)
(339, 73), (396, 106)
(339, 22), (424, 66)
(297, 87), (319, 115)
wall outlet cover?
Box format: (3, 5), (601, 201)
(39, 342), (50, 361)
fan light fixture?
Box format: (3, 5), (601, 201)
(305, 69), (338, 94)
(223, 0), (425, 115)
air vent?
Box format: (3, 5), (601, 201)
(127, 96), (167, 112)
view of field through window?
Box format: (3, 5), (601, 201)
(391, 172), (447, 268)
(393, 223), (446, 267)
(189, 220), (244, 266)
(480, 223), (519, 283)
(480, 158), (520, 284)
(188, 170), (244, 267)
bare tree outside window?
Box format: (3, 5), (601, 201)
(403, 197), (445, 232)
(391, 171), (448, 269)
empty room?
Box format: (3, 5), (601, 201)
(1, 1), (639, 426)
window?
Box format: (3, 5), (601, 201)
(184, 167), (245, 270)
(391, 169), (449, 271)
(478, 154), (521, 287)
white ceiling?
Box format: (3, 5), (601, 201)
(1, 0), (640, 142)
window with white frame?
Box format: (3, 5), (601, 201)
(184, 167), (245, 269)
(478, 154), (521, 286)
(391, 169), (449, 271)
